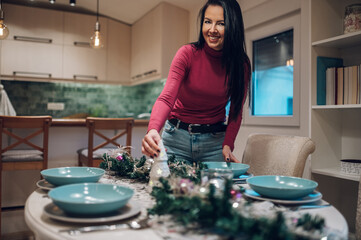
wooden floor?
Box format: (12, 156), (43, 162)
(1, 231), (35, 240)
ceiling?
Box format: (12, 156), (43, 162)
(3, 0), (203, 25)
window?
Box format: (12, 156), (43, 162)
(252, 29), (294, 116)
(244, 14), (300, 126)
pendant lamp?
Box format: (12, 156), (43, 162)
(0, 0), (9, 40)
(70, 0), (76, 7)
(90, 0), (103, 49)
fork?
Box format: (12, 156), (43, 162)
(59, 218), (150, 235)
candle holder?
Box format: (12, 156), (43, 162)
(148, 140), (170, 191)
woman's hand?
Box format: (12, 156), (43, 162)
(142, 129), (162, 158)
(222, 145), (240, 163)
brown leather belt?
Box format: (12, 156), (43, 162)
(169, 119), (227, 134)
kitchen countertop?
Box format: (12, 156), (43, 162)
(51, 119), (149, 127)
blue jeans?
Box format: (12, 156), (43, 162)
(161, 120), (225, 164)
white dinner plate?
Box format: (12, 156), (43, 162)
(244, 189), (322, 205)
(36, 179), (55, 191)
(43, 201), (141, 223)
(233, 173), (253, 182)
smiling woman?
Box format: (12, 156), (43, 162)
(142, 0), (251, 164)
(202, 5), (225, 51)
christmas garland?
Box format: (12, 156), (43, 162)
(148, 178), (326, 240)
(100, 148), (326, 239)
(99, 147), (205, 183)
(99, 147), (150, 181)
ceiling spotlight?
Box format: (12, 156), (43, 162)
(70, 0), (76, 6)
(49, 0), (55, 4)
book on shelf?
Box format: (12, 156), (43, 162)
(352, 65), (358, 104)
(337, 67), (344, 105)
(323, 64), (361, 106)
(326, 67), (335, 105)
(344, 66), (349, 104)
(317, 56), (343, 105)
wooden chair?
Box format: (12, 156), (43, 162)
(242, 133), (316, 178)
(0, 115), (51, 236)
(78, 117), (134, 167)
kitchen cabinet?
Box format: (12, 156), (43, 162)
(0, 4), (63, 79)
(63, 12), (107, 46)
(63, 12), (108, 81)
(62, 46), (107, 81)
(3, 4), (63, 44)
(106, 19), (131, 84)
(0, 40), (63, 79)
(130, 2), (188, 84)
(310, 0), (361, 233)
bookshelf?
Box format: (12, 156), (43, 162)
(310, 0), (361, 232)
(312, 30), (361, 48)
(312, 104), (361, 110)
(311, 0), (361, 181)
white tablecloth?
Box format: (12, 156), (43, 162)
(25, 174), (349, 240)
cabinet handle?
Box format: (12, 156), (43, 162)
(14, 36), (52, 44)
(73, 41), (91, 47)
(13, 71), (52, 78)
(132, 74), (143, 80)
(131, 70), (158, 80)
(144, 69), (157, 76)
(73, 75), (98, 80)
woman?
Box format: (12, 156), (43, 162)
(142, 0), (251, 163)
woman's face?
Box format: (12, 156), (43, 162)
(202, 5), (225, 51)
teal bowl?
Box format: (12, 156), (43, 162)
(203, 162), (250, 177)
(247, 175), (318, 200)
(41, 167), (105, 186)
(48, 183), (134, 215)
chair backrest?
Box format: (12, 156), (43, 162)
(85, 117), (134, 165)
(0, 115), (52, 171)
(356, 175), (361, 240)
(242, 133), (316, 177)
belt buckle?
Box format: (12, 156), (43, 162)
(188, 123), (201, 134)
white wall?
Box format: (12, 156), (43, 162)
(236, 0), (311, 178)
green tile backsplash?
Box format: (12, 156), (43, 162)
(1, 80), (165, 118)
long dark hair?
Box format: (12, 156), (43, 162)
(193, 0), (251, 121)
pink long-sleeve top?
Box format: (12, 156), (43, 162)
(148, 43), (248, 151)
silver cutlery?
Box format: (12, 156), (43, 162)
(59, 218), (150, 235)
(289, 204), (331, 211)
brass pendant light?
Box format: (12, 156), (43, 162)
(0, 0), (9, 40)
(90, 0), (103, 49)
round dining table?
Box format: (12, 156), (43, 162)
(25, 174), (349, 240)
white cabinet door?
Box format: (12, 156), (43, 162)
(131, 5), (162, 82)
(106, 19), (131, 83)
(63, 46), (107, 81)
(4, 4), (63, 44)
(63, 12), (107, 81)
(1, 40), (63, 78)
(64, 12), (107, 46)
(131, 3), (188, 84)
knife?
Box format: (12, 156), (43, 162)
(290, 204), (331, 211)
(59, 219), (150, 235)
(59, 223), (129, 235)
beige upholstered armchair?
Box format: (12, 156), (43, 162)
(242, 133), (316, 178)
(356, 175), (361, 240)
